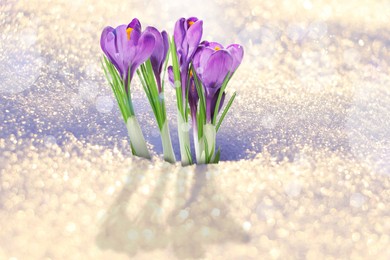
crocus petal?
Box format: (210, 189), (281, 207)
(130, 32), (156, 80)
(161, 31), (169, 69)
(174, 18), (186, 49)
(115, 25), (131, 73)
(202, 50), (233, 91)
(192, 46), (204, 70)
(100, 26), (122, 73)
(135, 32), (156, 64)
(185, 20), (203, 61)
(100, 26), (114, 54)
(102, 30), (125, 75)
(193, 46), (214, 76)
(188, 78), (199, 118)
(186, 17), (199, 30)
(226, 44), (244, 72)
(145, 26), (164, 77)
(199, 40), (210, 47)
(119, 25), (144, 79)
(188, 77), (199, 104)
(167, 66), (175, 86)
(128, 18), (142, 33)
(208, 41), (224, 50)
(128, 28), (141, 47)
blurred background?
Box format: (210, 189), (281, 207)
(0, 0), (389, 259)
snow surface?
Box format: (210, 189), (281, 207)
(0, 0), (389, 259)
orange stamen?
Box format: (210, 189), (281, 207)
(126, 28), (133, 40)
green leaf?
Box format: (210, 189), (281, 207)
(144, 59), (164, 129)
(212, 72), (232, 125)
(160, 37), (171, 120)
(126, 66), (135, 116)
(185, 145), (193, 165)
(104, 57), (128, 112)
(137, 69), (158, 120)
(140, 62), (167, 129)
(161, 36), (171, 93)
(191, 64), (207, 139)
(213, 147), (221, 164)
(100, 57), (112, 85)
(129, 141), (136, 155)
(216, 92), (236, 132)
(102, 56), (130, 121)
(170, 36), (183, 113)
(196, 110), (203, 140)
(204, 137), (210, 164)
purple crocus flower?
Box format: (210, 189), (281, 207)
(144, 26), (169, 92)
(197, 41), (244, 76)
(192, 41), (244, 122)
(100, 18), (155, 91)
(174, 17), (203, 67)
(173, 17), (203, 107)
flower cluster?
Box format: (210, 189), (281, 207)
(100, 17), (243, 165)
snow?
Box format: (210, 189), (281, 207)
(0, 0), (389, 259)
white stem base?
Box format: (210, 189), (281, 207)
(194, 131), (202, 164)
(126, 116), (151, 159)
(204, 123), (216, 156)
(160, 121), (176, 163)
(196, 123), (216, 164)
(177, 110), (191, 166)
